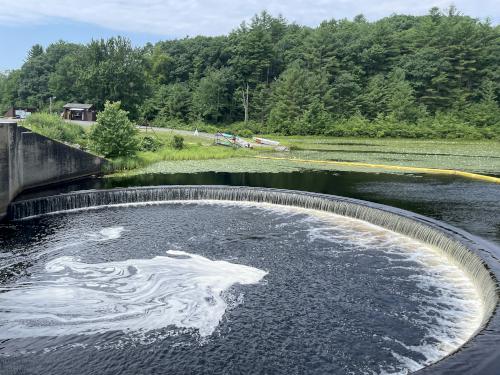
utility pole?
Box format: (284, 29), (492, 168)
(241, 83), (249, 124)
(49, 96), (56, 114)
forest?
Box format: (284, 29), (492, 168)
(1, 7), (499, 139)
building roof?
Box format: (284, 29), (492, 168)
(63, 103), (94, 109)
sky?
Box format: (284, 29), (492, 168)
(0, 0), (498, 71)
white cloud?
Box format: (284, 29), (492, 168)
(0, 0), (497, 36)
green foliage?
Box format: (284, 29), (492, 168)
(295, 102), (332, 135)
(171, 135), (185, 150)
(460, 80), (500, 127)
(229, 11), (286, 85)
(268, 64), (331, 134)
(139, 135), (163, 151)
(386, 68), (427, 123)
(9, 38), (147, 119)
(190, 122), (220, 134)
(79, 37), (147, 118)
(228, 120), (265, 135)
(23, 113), (86, 145)
(0, 71), (22, 113)
(89, 101), (139, 158)
(235, 129), (253, 138)
(152, 117), (185, 129)
(1, 8), (499, 139)
(323, 113), (499, 139)
(110, 143), (248, 172)
(192, 68), (234, 122)
(140, 83), (191, 123)
(330, 72), (361, 119)
(361, 74), (388, 120)
(17, 50), (51, 108)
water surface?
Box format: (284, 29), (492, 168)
(16, 171), (500, 244)
(0, 201), (483, 374)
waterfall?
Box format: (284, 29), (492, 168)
(7, 185), (499, 356)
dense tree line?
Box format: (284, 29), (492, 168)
(1, 7), (499, 138)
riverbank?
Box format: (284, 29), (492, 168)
(20, 117), (499, 180)
(109, 134), (500, 180)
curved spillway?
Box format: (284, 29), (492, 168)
(4, 185), (500, 374)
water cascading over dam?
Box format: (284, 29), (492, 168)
(2, 185), (499, 375)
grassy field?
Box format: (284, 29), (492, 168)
(109, 134), (500, 178)
(109, 132), (250, 172)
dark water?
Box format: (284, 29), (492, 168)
(0, 202), (481, 375)
(15, 171), (500, 245)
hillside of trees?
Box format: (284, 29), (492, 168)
(1, 7), (499, 138)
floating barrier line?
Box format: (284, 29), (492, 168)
(253, 156), (500, 184)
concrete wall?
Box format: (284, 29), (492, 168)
(0, 121), (107, 219)
(0, 123), (11, 219)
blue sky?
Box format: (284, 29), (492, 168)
(0, 0), (498, 71)
(0, 19), (166, 71)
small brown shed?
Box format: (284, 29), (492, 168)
(62, 103), (96, 121)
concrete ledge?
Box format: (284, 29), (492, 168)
(0, 121), (107, 220)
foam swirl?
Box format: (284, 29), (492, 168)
(0, 250), (267, 339)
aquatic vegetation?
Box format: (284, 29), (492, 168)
(109, 144), (251, 172)
(110, 137), (500, 177)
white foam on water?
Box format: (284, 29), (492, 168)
(179, 201), (482, 374)
(0, 226), (125, 273)
(266, 203), (483, 374)
(0, 250), (267, 339)
(96, 226), (125, 240)
(2, 200), (486, 373)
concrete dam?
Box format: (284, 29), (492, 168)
(0, 121), (107, 220)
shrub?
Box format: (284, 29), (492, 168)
(321, 113), (500, 140)
(140, 135), (163, 151)
(106, 156), (145, 172)
(171, 135), (184, 150)
(90, 101), (139, 158)
(190, 121), (219, 134)
(229, 120), (267, 135)
(23, 113), (86, 145)
(236, 129), (253, 138)
(152, 117), (185, 129)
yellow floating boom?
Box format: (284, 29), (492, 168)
(253, 156), (500, 184)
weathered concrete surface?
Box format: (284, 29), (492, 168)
(0, 121), (107, 219)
